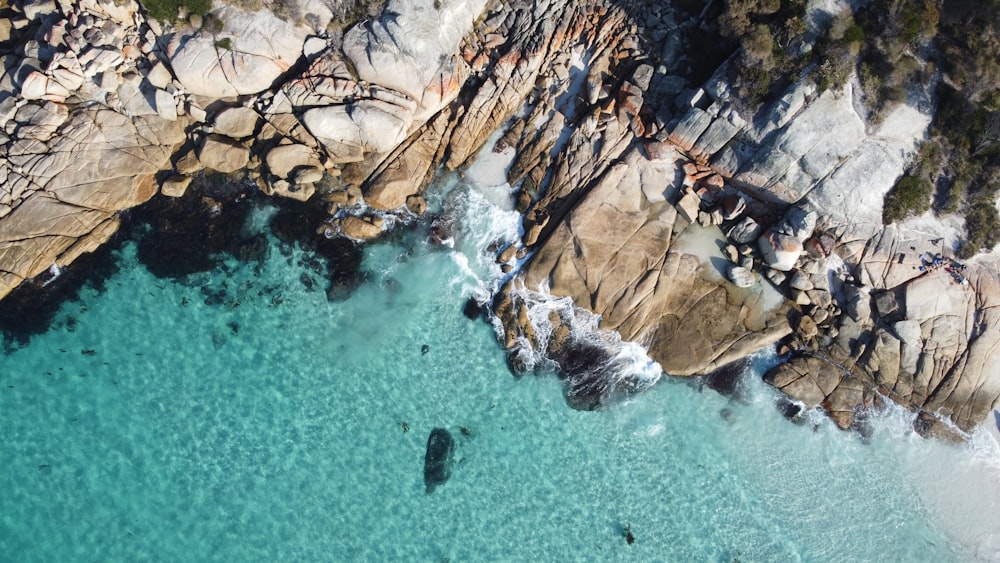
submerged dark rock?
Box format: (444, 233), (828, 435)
(200, 286), (228, 307)
(720, 407), (736, 423)
(132, 175), (259, 279)
(550, 337), (649, 411)
(319, 238), (365, 303)
(851, 407), (874, 444)
(776, 397), (804, 422)
(705, 357), (751, 399)
(623, 523), (635, 545)
(269, 199), (324, 245)
(424, 428), (455, 494)
(428, 214), (453, 246)
(269, 199), (366, 302)
(463, 297), (481, 320)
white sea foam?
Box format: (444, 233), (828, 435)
(462, 142), (516, 189)
(741, 347), (1000, 560)
(428, 126), (665, 407)
(41, 263), (62, 286)
(909, 422), (1000, 561)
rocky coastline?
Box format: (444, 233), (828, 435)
(1, 0), (998, 440)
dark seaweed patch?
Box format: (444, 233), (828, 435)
(269, 200), (365, 302)
(130, 175), (262, 279)
(776, 397), (804, 422)
(546, 335), (654, 411)
(550, 338), (616, 411)
(424, 428), (455, 494)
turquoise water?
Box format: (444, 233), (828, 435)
(2, 174), (999, 561)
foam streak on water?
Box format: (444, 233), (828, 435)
(1, 148), (998, 561)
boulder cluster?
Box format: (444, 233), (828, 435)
(651, 70), (998, 438)
(0, 0), (493, 299)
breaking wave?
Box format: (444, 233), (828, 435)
(436, 135), (664, 410)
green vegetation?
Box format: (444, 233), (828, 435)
(704, 0), (1000, 255)
(139, 0), (210, 22)
(696, 0), (862, 106)
(324, 0), (387, 29)
(846, 1), (938, 124)
(715, 0), (812, 106)
(870, 0), (1000, 256)
(203, 12), (224, 32)
(702, 0), (938, 110)
(883, 173), (933, 223)
(140, 0), (385, 28)
(214, 37), (232, 50)
(959, 199), (1000, 258)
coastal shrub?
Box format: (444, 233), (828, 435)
(941, 171), (966, 213)
(883, 173), (932, 223)
(740, 65), (774, 103)
(881, 83), (906, 104)
(705, 0), (1000, 258)
(898, 80), (1000, 259)
(224, 0), (264, 9)
(204, 12), (224, 33)
(844, 0), (939, 122)
(983, 90), (1000, 112)
(858, 62), (881, 101)
(324, 0), (388, 28)
(142, 0), (386, 28)
(742, 25), (774, 66)
(781, 16), (808, 47)
(895, 0), (939, 45)
(922, 84), (1000, 226)
(715, 0), (810, 107)
(140, 0), (211, 22)
(815, 40), (857, 93)
(958, 199), (1000, 258)
(267, 0), (301, 23)
(842, 23), (865, 44)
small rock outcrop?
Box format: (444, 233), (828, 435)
(424, 427), (455, 494)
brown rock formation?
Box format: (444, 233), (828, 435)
(0, 0), (996, 438)
(0, 108), (184, 298)
(522, 148), (790, 375)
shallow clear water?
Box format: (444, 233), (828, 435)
(2, 172), (1000, 561)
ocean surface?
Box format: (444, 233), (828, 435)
(2, 145), (1000, 562)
